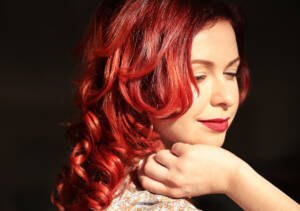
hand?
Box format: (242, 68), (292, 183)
(137, 142), (243, 198)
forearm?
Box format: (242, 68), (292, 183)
(226, 161), (300, 211)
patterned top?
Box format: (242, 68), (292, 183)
(105, 172), (201, 211)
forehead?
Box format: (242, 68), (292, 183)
(191, 20), (239, 65)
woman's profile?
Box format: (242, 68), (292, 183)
(51, 0), (300, 210)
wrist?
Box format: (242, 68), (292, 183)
(224, 154), (250, 196)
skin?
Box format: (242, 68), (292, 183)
(153, 19), (240, 149)
(138, 20), (300, 211)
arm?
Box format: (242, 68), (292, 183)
(138, 143), (300, 211)
(227, 161), (300, 211)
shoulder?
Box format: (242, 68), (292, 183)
(105, 173), (201, 211)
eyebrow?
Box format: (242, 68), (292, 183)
(191, 57), (240, 69)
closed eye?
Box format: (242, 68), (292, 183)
(195, 75), (206, 81)
(225, 72), (238, 79)
(194, 72), (237, 82)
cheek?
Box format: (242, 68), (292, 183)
(153, 119), (173, 138)
(192, 85), (199, 101)
(154, 118), (183, 137)
(153, 115), (192, 144)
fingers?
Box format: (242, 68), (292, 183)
(155, 149), (178, 169)
(138, 174), (169, 196)
(138, 174), (187, 199)
(141, 154), (169, 182)
(171, 142), (190, 156)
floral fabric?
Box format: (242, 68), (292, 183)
(105, 173), (201, 211)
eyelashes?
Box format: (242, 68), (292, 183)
(225, 72), (238, 77)
(194, 72), (238, 82)
(194, 75), (206, 81)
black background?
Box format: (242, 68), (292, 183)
(4, 0), (300, 210)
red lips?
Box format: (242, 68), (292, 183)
(198, 117), (230, 132)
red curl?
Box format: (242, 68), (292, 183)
(52, 0), (250, 210)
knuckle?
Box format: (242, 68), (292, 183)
(155, 151), (163, 161)
(174, 160), (187, 173)
(172, 143), (182, 152)
(184, 148), (195, 157)
(174, 175), (184, 187)
(168, 172), (184, 187)
(156, 149), (166, 156)
(156, 150), (168, 159)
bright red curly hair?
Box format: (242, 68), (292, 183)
(52, 0), (250, 210)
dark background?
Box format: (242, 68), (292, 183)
(4, 0), (300, 210)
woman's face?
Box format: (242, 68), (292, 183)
(154, 20), (240, 148)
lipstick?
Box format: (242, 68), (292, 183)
(198, 118), (229, 132)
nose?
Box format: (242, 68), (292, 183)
(210, 77), (235, 110)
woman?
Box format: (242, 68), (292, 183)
(51, 0), (300, 210)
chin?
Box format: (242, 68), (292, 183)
(159, 130), (226, 148)
(196, 134), (226, 147)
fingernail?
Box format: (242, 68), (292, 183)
(138, 159), (144, 168)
